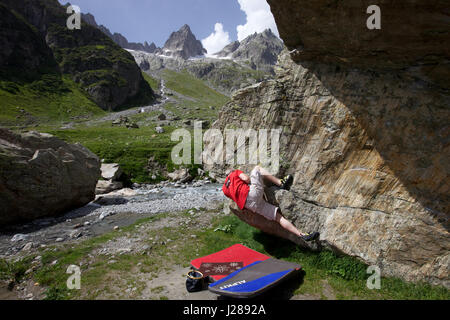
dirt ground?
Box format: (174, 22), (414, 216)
(1, 207), (338, 301)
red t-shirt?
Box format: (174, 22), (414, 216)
(222, 170), (250, 210)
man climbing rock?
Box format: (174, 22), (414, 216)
(222, 166), (320, 242)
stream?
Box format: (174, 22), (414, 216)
(0, 182), (225, 258)
(0, 74), (223, 258)
(82, 75), (172, 126)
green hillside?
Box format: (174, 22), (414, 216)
(0, 75), (106, 126)
(163, 69), (229, 106)
(0, 0), (229, 183)
(35, 70), (229, 183)
(0, 0), (154, 113)
(161, 69), (229, 121)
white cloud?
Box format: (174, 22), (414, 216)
(202, 23), (231, 56)
(236, 0), (279, 41)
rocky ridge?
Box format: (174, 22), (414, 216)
(158, 24), (207, 59)
(214, 29), (284, 73)
(0, 0), (154, 111)
(0, 3), (58, 82)
(129, 50), (269, 95)
(82, 13), (282, 94)
(81, 13), (157, 53)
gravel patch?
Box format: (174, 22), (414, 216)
(0, 183), (224, 258)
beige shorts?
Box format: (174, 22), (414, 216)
(244, 167), (278, 221)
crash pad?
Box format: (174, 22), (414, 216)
(190, 244), (270, 281)
(208, 258), (302, 298)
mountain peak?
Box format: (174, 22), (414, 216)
(214, 30), (284, 73)
(161, 24), (206, 59)
(81, 13), (98, 28)
(180, 24), (191, 32)
(262, 28), (275, 36)
(167, 24), (194, 39)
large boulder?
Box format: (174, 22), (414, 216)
(0, 129), (101, 226)
(205, 1), (449, 288)
(267, 0), (449, 87)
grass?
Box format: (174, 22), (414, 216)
(1, 1), (154, 118)
(43, 122), (205, 183)
(0, 66), (227, 185)
(197, 215), (450, 300)
(0, 69), (160, 127)
(159, 69), (230, 123)
(0, 75), (106, 126)
(162, 69), (229, 107)
(161, 69), (229, 121)
(1, 212), (448, 300)
(44, 124), (178, 183)
(142, 72), (160, 92)
(0, 256), (35, 284)
(0, 45), (228, 183)
(27, 68), (228, 183)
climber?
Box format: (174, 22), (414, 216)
(222, 165), (320, 242)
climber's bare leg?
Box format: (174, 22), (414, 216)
(254, 165), (281, 186)
(275, 209), (305, 237)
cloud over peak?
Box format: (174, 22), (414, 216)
(202, 23), (231, 56)
(201, 0), (279, 56)
(236, 0), (279, 41)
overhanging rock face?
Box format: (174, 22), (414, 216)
(205, 1), (449, 287)
(267, 0), (449, 88)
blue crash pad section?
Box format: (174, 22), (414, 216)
(222, 269), (292, 293)
(208, 258), (301, 298)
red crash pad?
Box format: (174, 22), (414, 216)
(190, 244), (270, 281)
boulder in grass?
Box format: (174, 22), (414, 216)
(100, 163), (123, 181)
(0, 129), (100, 226)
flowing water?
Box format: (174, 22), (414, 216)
(0, 183), (225, 258)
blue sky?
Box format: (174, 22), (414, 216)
(59, 0), (279, 54)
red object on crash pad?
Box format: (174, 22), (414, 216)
(190, 244), (270, 281)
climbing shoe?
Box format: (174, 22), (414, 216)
(301, 232), (320, 242)
(280, 174), (294, 190)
